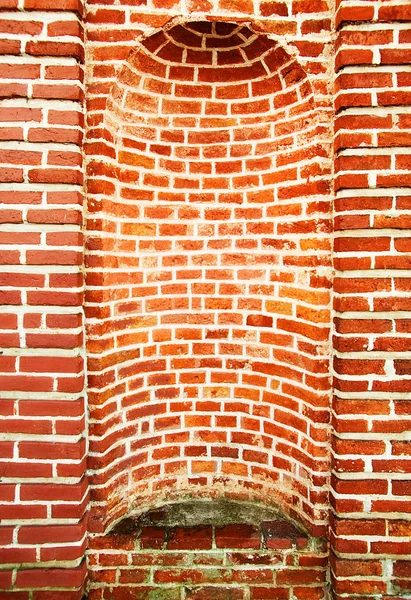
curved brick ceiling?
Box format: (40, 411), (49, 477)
(109, 21), (314, 195)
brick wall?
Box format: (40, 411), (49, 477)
(0, 0), (410, 597)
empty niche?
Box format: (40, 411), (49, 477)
(86, 19), (333, 537)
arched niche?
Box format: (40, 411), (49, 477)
(85, 18), (333, 536)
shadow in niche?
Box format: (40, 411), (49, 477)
(112, 498), (307, 534)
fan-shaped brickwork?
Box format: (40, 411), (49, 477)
(86, 20), (333, 535)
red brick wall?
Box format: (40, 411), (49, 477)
(0, 0), (410, 597)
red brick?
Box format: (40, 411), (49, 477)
(215, 524), (261, 549)
(15, 564), (86, 588)
(167, 526), (213, 550)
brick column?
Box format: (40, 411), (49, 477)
(0, 0), (87, 594)
(332, 1), (411, 598)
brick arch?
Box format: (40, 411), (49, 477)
(86, 19), (333, 535)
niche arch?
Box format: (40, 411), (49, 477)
(85, 17), (333, 536)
